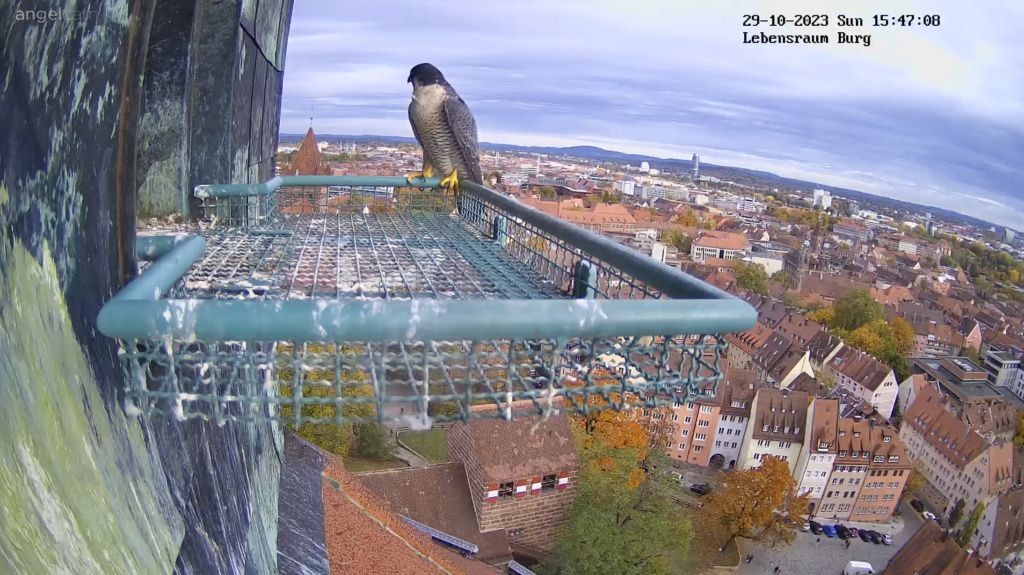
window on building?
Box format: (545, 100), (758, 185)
(678, 443), (686, 451)
(862, 451), (870, 458)
(732, 442), (738, 448)
(542, 474), (557, 492)
(687, 402), (695, 410)
(671, 414), (678, 421)
(763, 424), (769, 432)
(695, 433), (707, 441)
(874, 455), (885, 463)
(700, 405), (713, 414)
(718, 427), (725, 434)
(839, 451), (847, 457)
(773, 426), (780, 433)
(684, 416), (692, 424)
(697, 420), (710, 428)
(499, 481), (515, 499)
(642, 409), (651, 418)
(682, 429), (689, 437)
(889, 456), (900, 463)
(883, 436), (891, 443)
(694, 446), (703, 452)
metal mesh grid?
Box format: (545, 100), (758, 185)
(117, 182), (734, 426)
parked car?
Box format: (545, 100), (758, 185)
(689, 483), (711, 496)
(822, 525), (837, 538)
(858, 530), (873, 543)
(923, 511), (937, 521)
(843, 561), (875, 575)
(883, 533), (893, 545)
(910, 499), (925, 512)
(868, 531), (883, 545)
(848, 527), (859, 538)
(810, 520), (823, 535)
(669, 471), (684, 483)
(836, 525), (851, 539)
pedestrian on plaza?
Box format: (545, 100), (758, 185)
(845, 539), (851, 549)
(774, 566), (780, 574)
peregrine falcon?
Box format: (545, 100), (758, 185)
(406, 63), (482, 201)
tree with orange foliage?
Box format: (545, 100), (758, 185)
(540, 422), (692, 575)
(701, 455), (809, 551)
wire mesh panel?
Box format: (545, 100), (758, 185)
(105, 177), (755, 427)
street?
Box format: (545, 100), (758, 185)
(735, 501), (926, 575)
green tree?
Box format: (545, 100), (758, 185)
(1014, 412), (1024, 448)
(783, 290), (801, 308)
(771, 270), (790, 285)
(940, 254), (957, 268)
(540, 433), (692, 574)
(840, 241), (851, 250)
(539, 185), (558, 199)
(736, 263), (769, 296)
(832, 289), (883, 331)
(948, 498), (966, 528)
(702, 455), (809, 551)
(661, 229), (692, 254)
(955, 503), (984, 547)
(355, 423), (395, 460)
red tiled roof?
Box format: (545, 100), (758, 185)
(884, 521), (996, 575)
(460, 401), (580, 483)
(357, 463), (511, 562)
(693, 230), (748, 251)
(322, 459), (499, 575)
(827, 346), (893, 391)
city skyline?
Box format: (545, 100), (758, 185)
(281, 0), (1024, 229)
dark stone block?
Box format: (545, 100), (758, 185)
(137, 0), (198, 217)
(275, 0), (294, 71)
(277, 430), (330, 575)
(232, 31), (257, 182)
(241, 0), (257, 37)
(262, 69), (283, 167)
(250, 56), (268, 167)
(188, 0), (244, 210)
(255, 0), (285, 66)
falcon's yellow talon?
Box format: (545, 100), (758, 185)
(406, 166), (434, 183)
(440, 170), (460, 195)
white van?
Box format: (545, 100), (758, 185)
(843, 561), (874, 575)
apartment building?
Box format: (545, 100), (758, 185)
(690, 230), (749, 263)
(737, 388), (810, 472)
(815, 417), (909, 522)
(825, 346), (898, 419)
(656, 397), (720, 466)
(795, 398), (840, 508)
(725, 322), (774, 371)
(833, 220), (871, 245)
(807, 331), (845, 374)
(971, 488), (1024, 563)
(900, 385), (1014, 515)
(709, 369), (758, 470)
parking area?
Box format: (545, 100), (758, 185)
(735, 500), (926, 575)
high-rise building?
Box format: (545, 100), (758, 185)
(639, 161), (650, 173)
(812, 189), (832, 209)
(691, 154), (700, 179)
(1004, 228), (1015, 244)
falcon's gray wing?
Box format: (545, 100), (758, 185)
(408, 103), (433, 172)
(443, 94), (482, 184)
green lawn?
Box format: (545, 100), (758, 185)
(399, 429), (448, 463)
(343, 455), (407, 473)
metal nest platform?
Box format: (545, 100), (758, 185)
(99, 176), (756, 426)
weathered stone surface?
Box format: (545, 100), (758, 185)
(255, 0), (287, 67)
(2, 0), (293, 572)
(1, 1), (182, 572)
(251, 57), (268, 167)
(277, 430), (330, 575)
(136, 0), (196, 218)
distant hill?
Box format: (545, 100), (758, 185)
(278, 133), (996, 229)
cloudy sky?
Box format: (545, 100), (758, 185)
(281, 0), (1024, 229)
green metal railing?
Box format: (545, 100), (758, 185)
(99, 176), (756, 426)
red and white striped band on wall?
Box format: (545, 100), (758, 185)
(557, 471), (569, 490)
(486, 484), (499, 502)
(515, 479), (529, 498)
(531, 477), (542, 494)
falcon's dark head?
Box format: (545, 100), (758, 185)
(408, 63), (447, 89)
